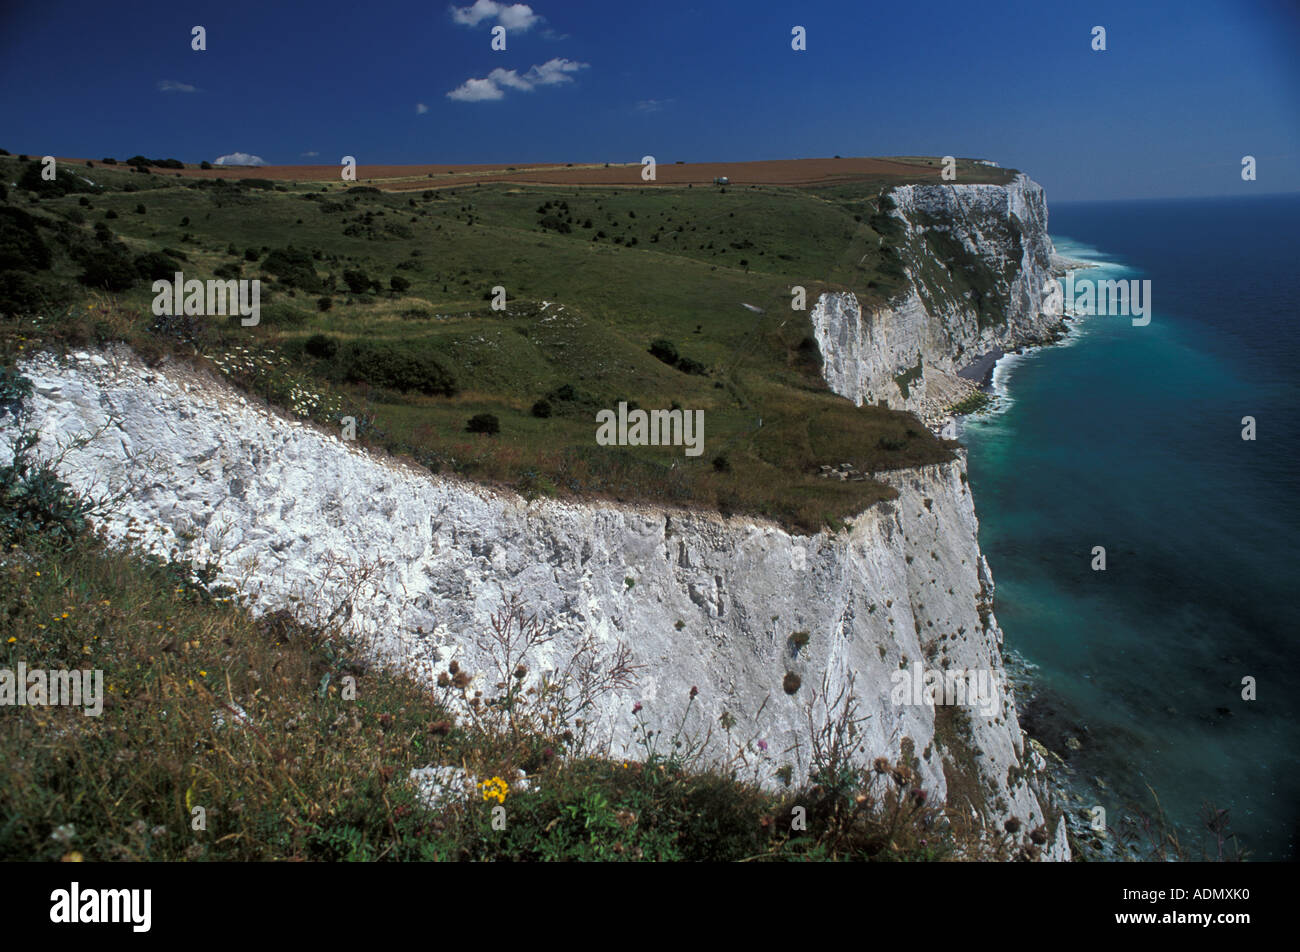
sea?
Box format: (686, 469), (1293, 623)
(958, 193), (1300, 861)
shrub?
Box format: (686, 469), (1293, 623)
(133, 251), (181, 281)
(0, 208), (52, 272)
(389, 275), (410, 294)
(213, 262), (241, 280)
(0, 270), (64, 317)
(342, 269), (370, 294)
(712, 455), (731, 473)
(466, 413), (500, 435)
(0, 387), (99, 546)
(648, 339), (679, 366)
(199, 160), (212, 170)
(104, 210), (118, 219)
(530, 399), (552, 419)
(78, 249), (137, 291)
(317, 296), (332, 312)
(263, 246), (322, 292)
(244, 247), (260, 262)
(304, 334), (339, 359)
(338, 342), (458, 396)
(135, 204), (146, 214)
(676, 357), (706, 375)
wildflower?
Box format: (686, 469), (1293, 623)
(199, 670), (207, 677)
(479, 776), (508, 804)
(632, 701), (642, 715)
(689, 685), (698, 699)
(5, 637), (14, 644)
(757, 739), (768, 752)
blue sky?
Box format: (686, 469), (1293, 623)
(2, 0), (1297, 200)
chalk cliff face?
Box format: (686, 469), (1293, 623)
(811, 172), (1064, 411)
(11, 347), (1066, 857)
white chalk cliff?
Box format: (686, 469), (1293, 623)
(4, 169), (1072, 858)
(811, 172), (1064, 411)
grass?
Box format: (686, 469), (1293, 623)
(0, 153), (998, 531)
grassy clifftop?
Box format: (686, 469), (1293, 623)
(0, 153), (1018, 530)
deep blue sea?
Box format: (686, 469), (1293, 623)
(959, 194), (1300, 861)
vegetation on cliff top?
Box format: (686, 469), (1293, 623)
(0, 153), (1026, 531)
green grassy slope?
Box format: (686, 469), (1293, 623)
(0, 154), (1020, 530)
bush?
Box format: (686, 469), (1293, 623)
(133, 251), (181, 281)
(213, 262), (241, 280)
(342, 269), (370, 294)
(304, 334), (339, 359)
(648, 339), (679, 366)
(0, 208), (52, 272)
(263, 246), (322, 292)
(317, 296), (332, 312)
(466, 413), (500, 435)
(244, 247), (260, 262)
(135, 204), (146, 214)
(0, 386), (98, 546)
(530, 399), (552, 418)
(338, 342), (458, 396)
(104, 210), (118, 220)
(78, 249), (137, 291)
(0, 270), (63, 316)
(200, 160), (213, 170)
(389, 275), (410, 294)
(676, 357), (706, 375)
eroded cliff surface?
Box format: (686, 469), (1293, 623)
(9, 347), (1066, 856)
(811, 172), (1064, 413)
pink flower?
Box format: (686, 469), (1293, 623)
(757, 739), (768, 752)
(632, 701), (642, 714)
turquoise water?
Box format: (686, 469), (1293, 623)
(960, 195), (1300, 861)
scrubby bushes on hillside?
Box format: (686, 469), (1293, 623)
(0, 208), (52, 272)
(335, 341), (458, 396)
(262, 246), (322, 292)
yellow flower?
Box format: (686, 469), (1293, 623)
(479, 776), (509, 804)
(199, 670), (207, 677)
(5, 637), (14, 644)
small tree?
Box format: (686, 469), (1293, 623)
(466, 413), (500, 435)
(342, 269), (370, 294)
(389, 275), (410, 294)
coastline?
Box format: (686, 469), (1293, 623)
(943, 251), (1121, 859)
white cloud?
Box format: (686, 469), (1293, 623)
(157, 79), (196, 93)
(524, 57), (585, 85)
(450, 1), (540, 31)
(446, 77), (505, 102)
(635, 98), (673, 113)
(446, 57), (588, 102)
(214, 152), (267, 167)
(416, 102), (429, 114)
(301, 151), (320, 157)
